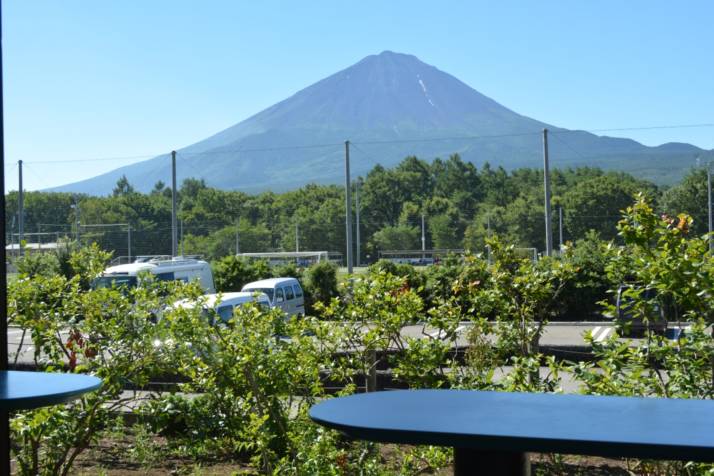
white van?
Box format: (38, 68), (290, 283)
(174, 292), (271, 324)
(241, 277), (305, 317)
(92, 257), (215, 293)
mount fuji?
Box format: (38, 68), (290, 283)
(52, 51), (707, 194)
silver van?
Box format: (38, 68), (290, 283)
(241, 277), (305, 317)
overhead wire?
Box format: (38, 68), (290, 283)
(10, 122), (714, 167)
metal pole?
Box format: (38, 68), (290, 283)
(295, 221), (299, 252)
(127, 224), (131, 262)
(8, 216), (13, 257)
(421, 214), (426, 259)
(171, 150), (177, 257)
(487, 213), (491, 264)
(180, 220), (184, 256)
(542, 129), (553, 256)
(235, 220), (240, 254)
(18, 160), (23, 246)
(559, 206), (563, 251)
(74, 197), (80, 244)
(355, 180), (361, 266)
(344, 141), (353, 274)
(707, 163), (714, 253)
(0, 2), (11, 471)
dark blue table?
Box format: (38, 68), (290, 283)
(0, 370), (102, 411)
(0, 370), (102, 474)
(309, 390), (714, 476)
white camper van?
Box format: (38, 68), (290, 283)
(93, 257), (215, 293)
(241, 277), (304, 317)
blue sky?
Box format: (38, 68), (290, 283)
(5, 0), (714, 190)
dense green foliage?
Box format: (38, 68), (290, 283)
(6, 193), (714, 474)
(12, 157), (707, 266)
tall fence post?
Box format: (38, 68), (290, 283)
(542, 129), (553, 256)
(344, 140), (353, 274)
(171, 150), (177, 257)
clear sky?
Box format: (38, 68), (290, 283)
(5, 0), (714, 191)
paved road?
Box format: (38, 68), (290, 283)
(9, 321), (695, 368)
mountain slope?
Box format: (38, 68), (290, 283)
(52, 51), (707, 195)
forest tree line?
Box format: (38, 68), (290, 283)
(4, 154), (711, 262)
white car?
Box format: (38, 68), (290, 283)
(173, 291), (271, 324)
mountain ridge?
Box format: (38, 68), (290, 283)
(50, 51), (708, 195)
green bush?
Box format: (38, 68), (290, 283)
(13, 251), (61, 278)
(9, 248), (199, 476)
(550, 231), (613, 320)
(212, 256), (270, 292)
(8, 195), (714, 475)
(303, 261), (338, 313)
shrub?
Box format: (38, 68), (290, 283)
(303, 261), (338, 312)
(212, 256), (269, 292)
(13, 251), (60, 278)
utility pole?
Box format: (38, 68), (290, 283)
(9, 216), (14, 254)
(344, 140), (353, 274)
(295, 221), (299, 252)
(73, 196), (80, 244)
(127, 224), (132, 262)
(355, 179), (361, 266)
(559, 206), (564, 251)
(235, 220), (240, 254)
(486, 213), (491, 264)
(180, 219), (184, 256)
(542, 129), (553, 257)
(421, 214), (426, 259)
(17, 160), (23, 246)
(707, 162), (714, 253)
(171, 150), (177, 257)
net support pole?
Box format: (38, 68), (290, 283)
(171, 150), (177, 257)
(542, 129), (553, 257)
(344, 140), (353, 274)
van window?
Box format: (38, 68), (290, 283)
(276, 288), (284, 303)
(155, 272), (175, 281)
(244, 287), (274, 301)
(285, 286), (295, 300)
(92, 276), (138, 289)
(293, 284), (303, 298)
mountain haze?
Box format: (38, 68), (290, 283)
(52, 51), (708, 195)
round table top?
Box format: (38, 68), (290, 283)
(0, 370), (102, 411)
(309, 389), (714, 462)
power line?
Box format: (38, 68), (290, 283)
(178, 142), (343, 156)
(549, 132), (589, 160)
(554, 123), (714, 134)
(353, 131), (540, 146)
(9, 122), (714, 166)
(21, 153), (161, 165)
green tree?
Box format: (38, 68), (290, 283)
(371, 225), (420, 251)
(562, 174), (652, 241)
(661, 167), (709, 235)
(112, 175), (135, 197)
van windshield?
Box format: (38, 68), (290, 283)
(91, 276), (138, 289)
(244, 288), (274, 301)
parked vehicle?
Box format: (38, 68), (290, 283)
(241, 277), (305, 317)
(92, 257), (215, 293)
(615, 284), (667, 336)
(173, 291), (271, 324)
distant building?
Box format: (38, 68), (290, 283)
(6, 242), (60, 258)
